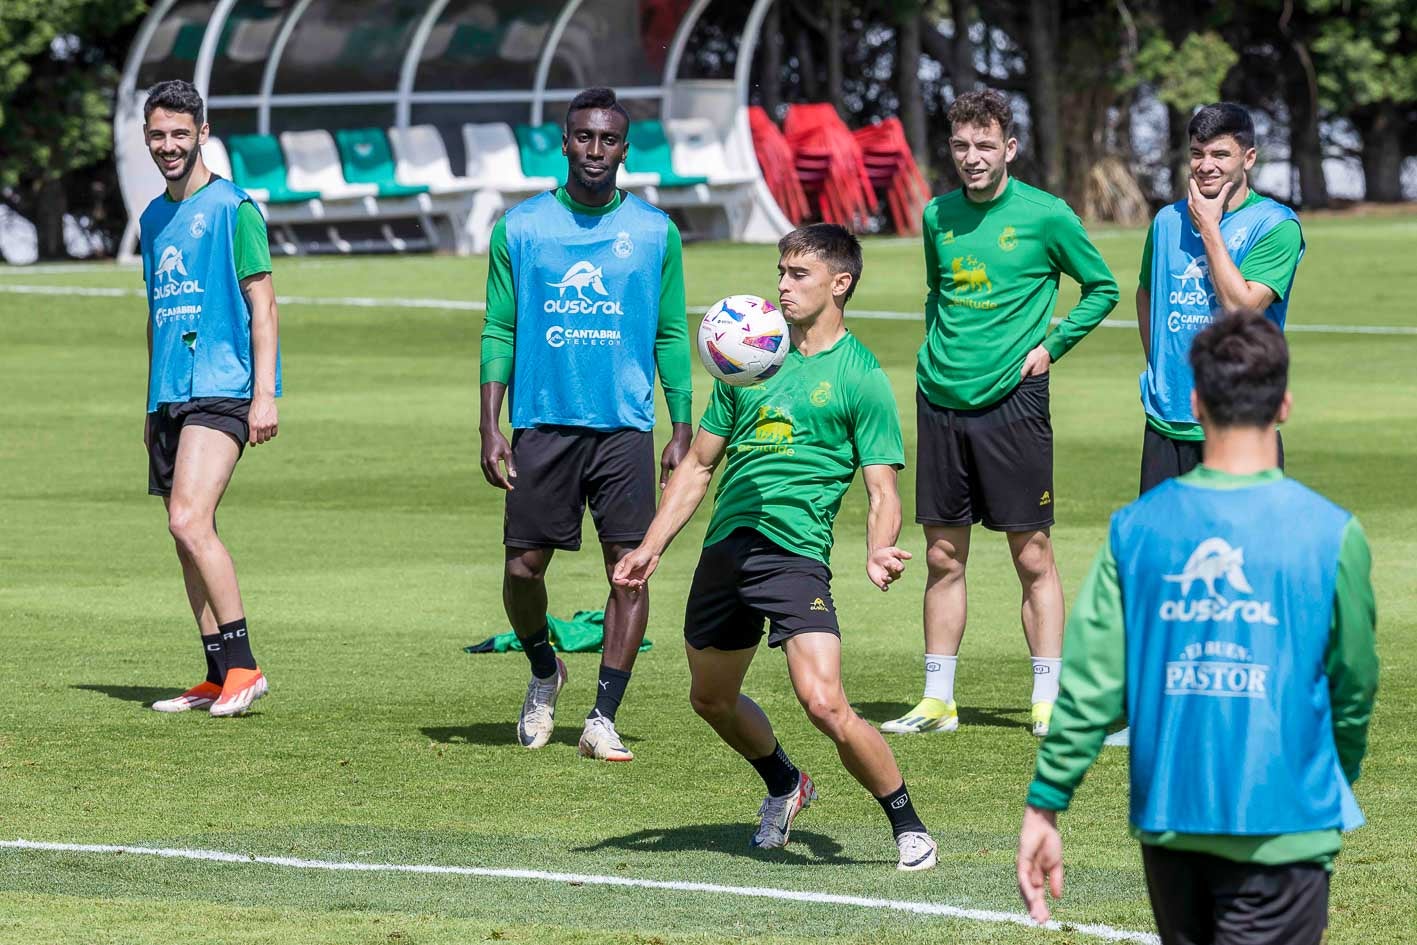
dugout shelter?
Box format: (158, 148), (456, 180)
(115, 0), (793, 259)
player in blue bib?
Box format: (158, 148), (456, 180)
(1017, 313), (1377, 944)
(1137, 103), (1304, 493)
(478, 88), (692, 762)
(139, 81), (282, 718)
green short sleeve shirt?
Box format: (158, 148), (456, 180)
(699, 333), (904, 565)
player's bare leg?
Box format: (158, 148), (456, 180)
(784, 632), (936, 869)
(883, 525), (969, 734)
(504, 546), (567, 748)
(1007, 527), (1064, 735)
(158, 426), (265, 716)
(687, 641), (816, 849)
(578, 542), (645, 761)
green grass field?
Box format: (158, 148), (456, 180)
(1, 213), (1414, 945)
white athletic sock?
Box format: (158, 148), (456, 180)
(1031, 657), (1062, 704)
(923, 654), (957, 704)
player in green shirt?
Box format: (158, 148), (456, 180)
(884, 89), (1119, 739)
(613, 225), (938, 871)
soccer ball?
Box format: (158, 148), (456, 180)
(696, 294), (790, 387)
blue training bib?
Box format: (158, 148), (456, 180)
(141, 178), (281, 412)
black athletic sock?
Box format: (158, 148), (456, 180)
(590, 666), (631, 722)
(218, 618), (256, 671)
(748, 741), (800, 797)
(875, 781), (927, 837)
(201, 633), (226, 686)
(522, 625), (558, 680)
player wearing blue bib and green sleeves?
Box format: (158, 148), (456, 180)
(1017, 313), (1377, 945)
(615, 225), (938, 873)
(478, 87), (693, 763)
(1137, 103), (1304, 493)
(139, 81), (281, 719)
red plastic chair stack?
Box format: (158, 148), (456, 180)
(782, 103), (877, 231)
(853, 117), (931, 236)
(748, 106), (810, 225)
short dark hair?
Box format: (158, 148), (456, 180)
(1188, 102), (1255, 150)
(1190, 311), (1288, 429)
(948, 88), (1014, 138)
(144, 79), (205, 127)
(777, 223), (863, 304)
(565, 87), (629, 131)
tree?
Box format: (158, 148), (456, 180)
(1308, 0), (1417, 201)
(0, 0), (146, 259)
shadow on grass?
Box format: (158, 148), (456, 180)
(853, 701), (1024, 731)
(71, 684), (179, 707)
(421, 723), (642, 750)
(572, 823), (881, 866)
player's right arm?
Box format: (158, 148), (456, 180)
(921, 206), (941, 333)
(480, 218), (516, 489)
(612, 428), (727, 590)
(1137, 222), (1154, 361)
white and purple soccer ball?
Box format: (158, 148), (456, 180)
(696, 294), (789, 387)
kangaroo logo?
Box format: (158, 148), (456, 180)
(155, 246), (187, 283)
(1165, 538), (1254, 600)
(1174, 257), (1209, 294)
(949, 256), (991, 294)
(548, 261), (608, 301)
(754, 405), (794, 444)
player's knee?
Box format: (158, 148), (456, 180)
(800, 693), (850, 739)
(505, 552), (549, 584)
(1011, 536), (1055, 581)
(166, 503), (209, 549)
(925, 541), (965, 578)
(689, 688), (731, 722)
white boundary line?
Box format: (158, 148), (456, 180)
(0, 838), (1158, 943)
(1, 283), (1413, 335)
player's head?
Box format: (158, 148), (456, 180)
(143, 79), (209, 183)
(1188, 103), (1256, 200)
(563, 87), (630, 196)
(1189, 311), (1290, 431)
(947, 89), (1017, 200)
(776, 223), (862, 322)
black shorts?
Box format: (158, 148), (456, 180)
(1141, 844), (1329, 945)
(147, 397), (249, 497)
(915, 377), (1054, 531)
(684, 528), (839, 651)
(1140, 425), (1285, 495)
(504, 426), (655, 551)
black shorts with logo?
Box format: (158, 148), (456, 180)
(915, 376), (1054, 532)
(1140, 424), (1285, 495)
(1141, 844), (1329, 945)
(504, 426), (655, 551)
(147, 397), (250, 496)
(684, 528), (840, 651)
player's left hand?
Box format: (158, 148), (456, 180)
(1020, 344), (1052, 379)
(248, 395), (278, 446)
(1016, 805), (1064, 924)
(1187, 176), (1233, 234)
(660, 423), (693, 490)
(866, 546), (911, 591)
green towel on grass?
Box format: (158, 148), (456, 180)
(464, 610), (651, 654)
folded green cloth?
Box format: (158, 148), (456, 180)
(464, 610), (651, 654)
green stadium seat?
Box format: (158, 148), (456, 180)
(225, 133), (321, 204)
(334, 128), (429, 197)
(515, 122), (568, 182)
(627, 120), (708, 188)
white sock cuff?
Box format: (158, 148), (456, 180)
(1031, 657), (1062, 704)
(923, 654), (958, 703)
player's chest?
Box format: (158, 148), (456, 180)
(735, 371), (848, 446)
(933, 217), (1045, 288)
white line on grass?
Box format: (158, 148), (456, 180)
(0, 838), (1157, 944)
(2, 283), (1413, 336)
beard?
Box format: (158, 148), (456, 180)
(570, 162), (616, 195)
(155, 146), (199, 181)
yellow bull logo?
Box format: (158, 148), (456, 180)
(950, 256), (991, 294)
(755, 406), (794, 444)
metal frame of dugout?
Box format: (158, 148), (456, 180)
(115, 0), (793, 260)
